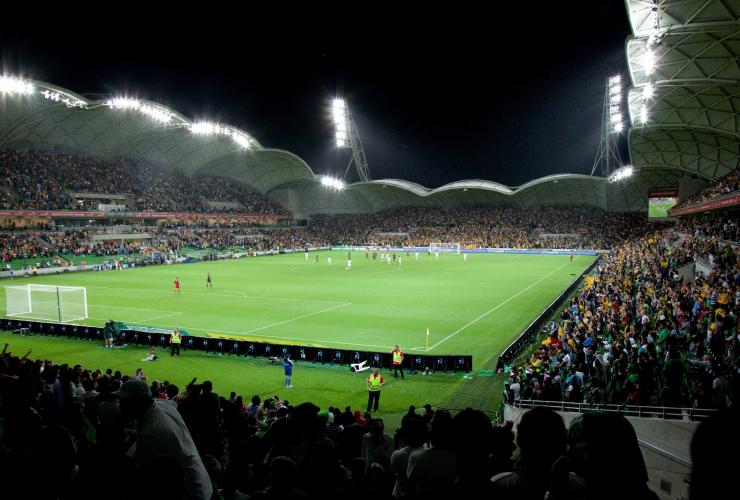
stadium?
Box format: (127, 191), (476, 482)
(0, 2), (737, 499)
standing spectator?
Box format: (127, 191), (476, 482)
(114, 379), (213, 500)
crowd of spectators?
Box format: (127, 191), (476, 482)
(0, 344), (735, 499)
(0, 149), (289, 215)
(505, 226), (739, 410)
(309, 207), (648, 250)
(674, 168), (739, 210)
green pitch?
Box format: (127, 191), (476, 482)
(0, 251), (593, 425)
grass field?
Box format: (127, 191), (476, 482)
(0, 251), (594, 426)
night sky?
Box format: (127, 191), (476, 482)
(1, 2), (632, 188)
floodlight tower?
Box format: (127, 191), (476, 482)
(332, 98), (371, 182)
(591, 75), (625, 177)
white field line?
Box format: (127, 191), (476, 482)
(135, 311), (183, 323)
(426, 262), (570, 351)
(239, 302), (351, 335)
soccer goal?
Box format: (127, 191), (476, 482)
(429, 242), (461, 254)
(5, 284), (88, 322)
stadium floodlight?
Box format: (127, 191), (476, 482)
(40, 89), (86, 108)
(189, 122), (254, 149)
(329, 97), (371, 182)
(640, 105), (649, 124)
(190, 121), (218, 135)
(106, 98), (173, 124)
(332, 98), (349, 148)
(0, 76), (34, 95)
(592, 76), (626, 176)
(642, 82), (655, 100)
(607, 75), (624, 134)
(643, 48), (656, 75)
(320, 175), (345, 190)
(106, 97), (140, 109)
(608, 165), (634, 182)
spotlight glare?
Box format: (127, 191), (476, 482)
(0, 76), (34, 94)
(320, 175), (345, 190)
(643, 48), (656, 75)
(642, 82), (655, 100)
(609, 165), (634, 182)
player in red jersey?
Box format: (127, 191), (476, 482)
(174, 277), (181, 294)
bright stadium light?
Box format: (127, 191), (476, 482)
(320, 176), (345, 190)
(190, 121), (218, 135)
(640, 104), (649, 124)
(189, 122), (253, 149)
(643, 48), (656, 75)
(106, 98), (173, 124)
(40, 89), (86, 108)
(332, 98), (349, 148)
(608, 165), (634, 182)
(106, 97), (140, 109)
(0, 76), (34, 95)
(607, 75), (624, 134)
(642, 82), (655, 100)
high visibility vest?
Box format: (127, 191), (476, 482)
(171, 332), (181, 344)
(368, 375), (382, 391)
(393, 351), (403, 365)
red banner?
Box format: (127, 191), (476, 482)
(0, 210), (290, 221)
(670, 193), (740, 216)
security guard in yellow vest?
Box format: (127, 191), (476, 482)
(170, 328), (182, 356)
(391, 345), (405, 379)
(366, 368), (385, 413)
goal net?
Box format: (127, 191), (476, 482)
(429, 242), (461, 254)
(5, 284), (88, 322)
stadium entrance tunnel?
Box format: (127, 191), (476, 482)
(0, 319), (473, 373)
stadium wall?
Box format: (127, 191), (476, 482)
(0, 318), (473, 372)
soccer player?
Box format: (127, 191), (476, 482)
(328, 256), (332, 265)
(435, 252), (439, 260)
(398, 257), (402, 266)
(570, 251), (574, 262)
(173, 277), (181, 294)
(284, 355), (294, 388)
(346, 259), (352, 270)
(464, 253), (467, 262)
(415, 252), (419, 260)
(206, 272), (213, 288)
(305, 252), (309, 262)
(316, 253), (319, 263)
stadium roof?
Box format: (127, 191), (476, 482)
(2, 30), (738, 217)
(0, 79), (315, 193)
(624, 0), (740, 194)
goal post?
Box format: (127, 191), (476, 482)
(5, 284), (88, 322)
(429, 242), (461, 254)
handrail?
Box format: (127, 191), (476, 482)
(508, 400), (717, 421)
(637, 439), (691, 467)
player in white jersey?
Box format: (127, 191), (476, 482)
(346, 259), (352, 270)
(305, 252), (309, 261)
(328, 257), (332, 265)
(464, 253), (467, 262)
(435, 252), (439, 260)
(415, 252), (419, 260)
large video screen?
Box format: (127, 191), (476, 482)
(648, 189), (679, 219)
